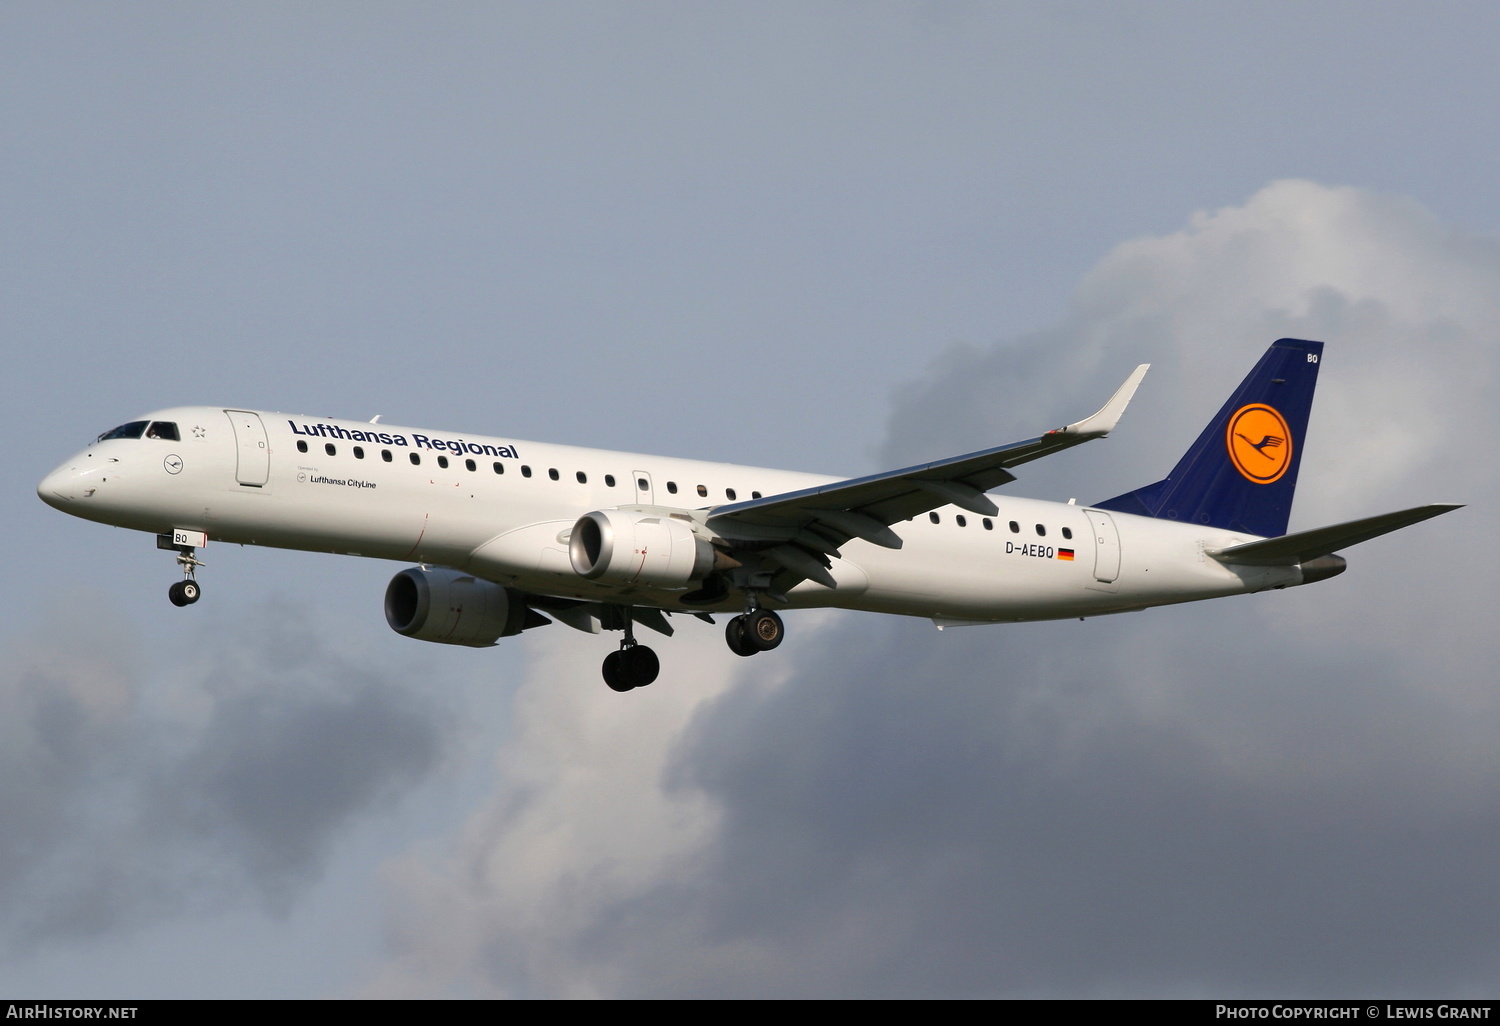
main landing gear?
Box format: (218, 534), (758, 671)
(724, 608), (783, 657)
(602, 612), (660, 692)
(603, 644), (659, 692)
(598, 601), (787, 692)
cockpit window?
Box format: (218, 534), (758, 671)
(96, 421), (148, 443)
(145, 421), (180, 441)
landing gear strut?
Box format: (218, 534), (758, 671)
(602, 609), (660, 692)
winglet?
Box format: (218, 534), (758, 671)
(1058, 364), (1149, 438)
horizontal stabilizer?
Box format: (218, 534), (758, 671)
(1209, 503), (1463, 566)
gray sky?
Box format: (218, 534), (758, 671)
(2, 2), (1495, 998)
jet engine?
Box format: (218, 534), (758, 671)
(384, 566), (534, 647)
(568, 509), (716, 588)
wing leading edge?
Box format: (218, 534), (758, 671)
(704, 365), (1149, 591)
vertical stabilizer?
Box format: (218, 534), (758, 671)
(1094, 338), (1323, 538)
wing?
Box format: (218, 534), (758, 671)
(705, 365), (1149, 592)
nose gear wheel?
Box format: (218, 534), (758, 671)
(166, 545), (203, 606)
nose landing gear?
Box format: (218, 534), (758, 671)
(158, 531), (204, 606)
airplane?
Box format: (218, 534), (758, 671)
(37, 338), (1459, 692)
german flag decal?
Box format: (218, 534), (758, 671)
(1058, 548), (1075, 561)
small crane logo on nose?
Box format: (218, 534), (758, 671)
(164, 455), (184, 475)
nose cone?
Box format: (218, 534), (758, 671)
(38, 462), (80, 511)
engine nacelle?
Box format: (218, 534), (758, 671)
(384, 566), (530, 647)
(568, 509), (715, 589)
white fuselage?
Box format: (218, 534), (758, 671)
(38, 407), (1302, 623)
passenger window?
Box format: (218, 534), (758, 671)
(548, 468), (559, 481)
(576, 471), (587, 484)
(726, 488), (737, 500)
(353, 446), (365, 459)
(982, 518), (993, 531)
(297, 440), (308, 453)
(522, 466), (532, 478)
(1035, 524), (1046, 536)
(325, 443), (337, 456)
(465, 459), (476, 471)
(437, 455), (449, 469)
(929, 512), (941, 524)
(956, 515), (967, 527)
(752, 491), (762, 499)
(696, 484), (707, 497)
(638, 478), (648, 491)
(667, 482), (678, 494)
(409, 453), (421, 465)
(605, 475), (615, 487)
(96, 421), (148, 442)
(1062, 527), (1072, 539)
(145, 422), (180, 441)
(492, 462), (504, 474)
(1009, 521), (1020, 533)
(382, 450), (392, 462)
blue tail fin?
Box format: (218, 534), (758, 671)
(1094, 338), (1323, 538)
